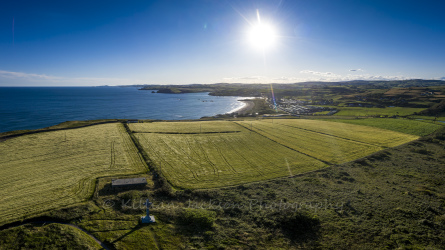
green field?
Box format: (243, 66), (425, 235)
(130, 121), (242, 134)
(131, 121), (326, 189)
(0, 123), (147, 225)
(131, 119), (418, 188)
(314, 110), (331, 115)
(409, 115), (445, 122)
(236, 119), (418, 162)
(332, 107), (425, 116)
(0, 119), (443, 249)
(255, 119), (420, 147)
(324, 118), (443, 136)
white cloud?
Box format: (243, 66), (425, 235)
(223, 75), (305, 83)
(222, 76), (266, 83)
(299, 70), (341, 78)
(349, 69), (363, 72)
(0, 70), (58, 80)
(222, 72), (418, 84)
(0, 70), (145, 86)
(272, 76), (299, 81)
(299, 69), (416, 82)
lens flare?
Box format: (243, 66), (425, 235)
(270, 84), (278, 112)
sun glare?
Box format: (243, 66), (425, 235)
(248, 23), (276, 50)
(247, 10), (277, 50)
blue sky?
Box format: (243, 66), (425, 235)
(1, 0), (444, 86)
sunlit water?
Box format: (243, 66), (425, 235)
(0, 87), (247, 133)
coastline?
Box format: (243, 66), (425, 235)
(0, 88), (247, 133)
(228, 100), (255, 115)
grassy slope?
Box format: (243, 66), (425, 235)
(130, 119), (418, 189)
(241, 119), (418, 148)
(132, 121), (326, 189)
(1, 123), (444, 249)
(0, 123), (147, 226)
(0, 223), (102, 249)
(410, 115), (445, 122)
(0, 119), (119, 140)
(130, 120), (242, 133)
(325, 118), (442, 136)
(76, 128), (445, 249)
(332, 107), (425, 116)
(237, 120), (383, 164)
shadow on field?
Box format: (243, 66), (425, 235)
(98, 183), (149, 196)
(251, 210), (321, 244)
(111, 224), (143, 244)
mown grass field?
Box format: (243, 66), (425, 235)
(130, 121), (242, 134)
(324, 118), (443, 136)
(0, 123), (147, 225)
(131, 119), (418, 188)
(253, 119), (420, 147)
(236, 119), (418, 162)
(131, 121), (326, 189)
(332, 107), (425, 116)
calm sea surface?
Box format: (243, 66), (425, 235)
(0, 87), (246, 133)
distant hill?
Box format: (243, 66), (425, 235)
(124, 80), (445, 98)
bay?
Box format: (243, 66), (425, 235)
(0, 87), (246, 133)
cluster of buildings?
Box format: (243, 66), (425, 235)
(271, 98), (337, 115)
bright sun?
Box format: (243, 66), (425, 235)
(247, 10), (277, 50)
(248, 23), (276, 50)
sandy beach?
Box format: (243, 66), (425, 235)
(231, 100), (255, 115)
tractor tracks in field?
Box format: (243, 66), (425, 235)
(269, 121), (382, 148)
(233, 121), (332, 165)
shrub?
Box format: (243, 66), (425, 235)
(177, 208), (216, 231)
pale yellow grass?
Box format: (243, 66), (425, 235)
(0, 123), (147, 225)
(269, 119), (419, 147)
(134, 121), (326, 189)
(129, 121), (241, 133)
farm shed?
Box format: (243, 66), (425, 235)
(111, 177), (147, 187)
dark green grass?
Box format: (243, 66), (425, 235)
(409, 115), (445, 122)
(0, 223), (101, 249)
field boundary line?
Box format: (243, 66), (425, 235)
(190, 165), (332, 191)
(246, 120), (386, 161)
(233, 121), (331, 165)
(118, 123), (148, 171)
(132, 131), (241, 134)
(138, 135), (178, 181)
(264, 120), (384, 148)
(0, 120), (119, 142)
(123, 123), (181, 189)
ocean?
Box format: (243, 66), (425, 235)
(0, 87), (247, 133)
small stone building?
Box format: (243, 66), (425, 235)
(111, 177), (147, 188)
